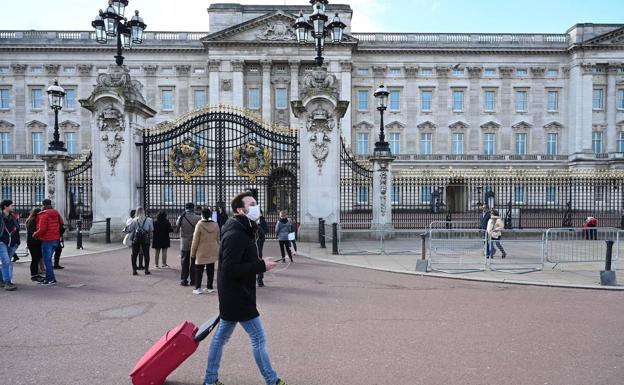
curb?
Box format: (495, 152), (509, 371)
(303, 253), (624, 291)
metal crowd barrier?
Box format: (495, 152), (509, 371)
(428, 228), (486, 273)
(544, 227), (621, 267)
(487, 234), (545, 273)
(337, 224), (422, 255)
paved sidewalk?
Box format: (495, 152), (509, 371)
(14, 240), (127, 261)
(298, 241), (624, 290)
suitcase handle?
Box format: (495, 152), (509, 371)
(194, 315), (220, 342)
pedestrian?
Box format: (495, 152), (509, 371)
(33, 198), (64, 286)
(176, 202), (200, 286)
(195, 205), (204, 217)
(486, 209), (506, 259)
(256, 209), (268, 287)
(203, 191), (287, 385)
(290, 216), (299, 256)
(126, 207), (154, 275)
(210, 205), (219, 223)
(479, 204), (491, 257)
(190, 207), (220, 295)
(275, 210), (294, 263)
(0, 199), (20, 291)
(583, 216), (598, 240)
(126, 209), (145, 269)
(53, 235), (65, 269)
(26, 207), (44, 283)
(152, 211), (173, 268)
(216, 205), (228, 229)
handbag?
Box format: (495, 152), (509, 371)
(122, 233), (132, 247)
(287, 232), (296, 241)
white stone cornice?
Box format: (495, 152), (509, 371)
(480, 121), (502, 130)
(511, 121), (532, 131)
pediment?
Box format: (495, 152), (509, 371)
(617, 120), (624, 130)
(512, 121), (533, 130)
(0, 120), (15, 129)
(543, 121), (564, 130)
(385, 120), (406, 130)
(416, 120), (437, 130)
(60, 120), (80, 130)
(26, 120), (47, 129)
(582, 26), (624, 46)
(449, 121), (469, 130)
(353, 120), (374, 130)
(480, 120), (501, 130)
(202, 10), (357, 44)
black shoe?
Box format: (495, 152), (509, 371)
(502, 252), (507, 259)
(137, 265), (144, 269)
(258, 282), (265, 287)
(12, 254), (19, 262)
(39, 279), (57, 286)
(31, 275), (44, 282)
(53, 265), (65, 269)
(144, 270), (151, 275)
(133, 271), (138, 276)
(180, 281), (188, 286)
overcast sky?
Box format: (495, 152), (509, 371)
(2, 0), (621, 33)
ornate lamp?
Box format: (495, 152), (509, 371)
(373, 84), (391, 155)
(46, 80), (67, 152)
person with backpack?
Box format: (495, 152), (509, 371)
(26, 207), (43, 283)
(33, 199), (64, 285)
(126, 207), (154, 275)
(0, 199), (20, 291)
(176, 203), (200, 286)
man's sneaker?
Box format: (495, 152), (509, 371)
(161, 264), (170, 268)
(4, 282), (17, 291)
(31, 275), (45, 282)
(53, 265), (65, 269)
(39, 280), (57, 286)
(192, 288), (204, 295)
(276, 379), (289, 385)
(206, 288), (215, 294)
(180, 281), (189, 286)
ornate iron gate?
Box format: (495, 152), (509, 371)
(142, 106), (299, 238)
(340, 138), (373, 229)
(64, 151), (93, 231)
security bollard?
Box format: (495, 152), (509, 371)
(76, 220), (84, 250)
(320, 219), (326, 249)
(318, 218), (323, 245)
(332, 223), (338, 255)
(600, 240), (617, 286)
(105, 217), (111, 244)
(415, 232), (428, 272)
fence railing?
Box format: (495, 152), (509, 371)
(544, 227), (620, 265)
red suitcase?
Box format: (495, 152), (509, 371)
(130, 316), (219, 385)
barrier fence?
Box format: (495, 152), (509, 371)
(428, 228), (486, 273)
(544, 227), (620, 266)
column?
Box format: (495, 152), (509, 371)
(261, 60), (272, 122)
(606, 63), (618, 153)
(569, 62), (594, 156)
(175, 65), (191, 114)
(208, 59), (221, 105)
(142, 65), (159, 108)
(289, 60), (300, 126)
(232, 60), (245, 108)
(340, 60), (353, 147)
(370, 155), (394, 232)
(10, 64), (27, 152)
(77, 64), (94, 151)
(41, 154), (72, 218)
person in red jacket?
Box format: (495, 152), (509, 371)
(33, 199), (64, 285)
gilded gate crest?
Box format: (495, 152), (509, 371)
(234, 140), (272, 181)
(168, 138), (208, 182)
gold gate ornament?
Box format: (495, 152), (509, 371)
(234, 141), (272, 181)
(168, 138), (208, 182)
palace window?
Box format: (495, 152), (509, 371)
(592, 131), (603, 153)
(594, 185), (605, 202)
(163, 186), (174, 204)
(32, 132), (43, 154)
(389, 68), (401, 76)
(275, 88), (287, 109)
(389, 132), (400, 154)
(391, 185), (401, 204)
(420, 68), (433, 76)
(483, 133), (496, 155)
(515, 133), (527, 155)
(514, 186), (525, 204)
(618, 132), (624, 153)
(31, 88), (43, 109)
(452, 133), (464, 155)
(357, 186), (369, 204)
(65, 132), (77, 154)
(194, 89), (206, 109)
(617, 89), (624, 109)
(31, 66), (44, 74)
(248, 88), (260, 110)
(0, 132), (10, 154)
(161, 89), (174, 110)
(516, 68), (528, 76)
(421, 90), (432, 111)
(35, 185), (45, 204)
(515, 91), (527, 112)
(0, 67), (9, 73)
(546, 186), (557, 204)
(65, 89), (76, 110)
(420, 133), (432, 155)
(547, 69), (559, 77)
(420, 186), (432, 204)
(547, 133), (558, 155)
(0, 89), (9, 109)
(63, 66), (75, 74)
(195, 185), (206, 205)
(484, 68), (497, 76)
(389, 90), (400, 111)
(1, 186), (11, 199)
(356, 68), (369, 75)
(356, 132), (369, 155)
(452, 90), (464, 112)
(547, 91), (558, 112)
(592, 89), (604, 110)
(484, 90), (496, 111)
(357, 90), (369, 110)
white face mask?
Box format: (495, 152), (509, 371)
(246, 205), (261, 222)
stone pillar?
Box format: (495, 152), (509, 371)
(175, 65), (191, 114)
(142, 65), (158, 107)
(208, 59), (221, 105)
(369, 155), (394, 232)
(261, 60), (272, 122)
(291, 67), (349, 241)
(569, 62), (594, 157)
(232, 60), (245, 108)
(289, 60), (300, 126)
(606, 63), (618, 153)
(10, 64), (27, 152)
(41, 152), (73, 219)
(80, 66), (156, 241)
(339, 61), (353, 148)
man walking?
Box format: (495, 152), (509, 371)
(0, 200), (20, 291)
(479, 204), (491, 258)
(177, 202), (200, 286)
(204, 191), (288, 385)
(33, 199), (64, 285)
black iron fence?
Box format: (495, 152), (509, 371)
(64, 152), (93, 231)
(340, 139), (373, 229)
(0, 169), (45, 224)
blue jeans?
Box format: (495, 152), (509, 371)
(204, 316), (278, 385)
(42, 240), (59, 281)
(0, 243), (17, 283)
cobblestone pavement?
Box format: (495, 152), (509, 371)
(2, 242), (623, 385)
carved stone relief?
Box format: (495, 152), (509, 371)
(77, 64), (93, 75)
(102, 132), (124, 176)
(305, 106), (335, 174)
(379, 161), (389, 217)
(256, 20), (296, 41)
(300, 67), (339, 100)
(221, 79), (232, 91)
(97, 105), (126, 176)
(44, 64), (60, 75)
(175, 65), (191, 76)
(10, 64), (28, 74)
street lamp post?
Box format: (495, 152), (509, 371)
(294, 0), (347, 67)
(91, 0), (147, 66)
(46, 80), (66, 152)
(373, 84), (391, 156)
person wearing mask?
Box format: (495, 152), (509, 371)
(217, 205), (228, 229)
(126, 207), (154, 275)
(176, 202), (200, 286)
(486, 209), (506, 259)
(190, 208), (220, 295)
(33, 199), (64, 286)
(26, 207), (43, 282)
(275, 210), (295, 263)
(152, 211), (173, 268)
(256, 209), (268, 287)
(0, 200), (20, 291)
(203, 191), (288, 385)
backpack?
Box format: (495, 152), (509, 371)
(133, 220), (148, 245)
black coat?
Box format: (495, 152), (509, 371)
(152, 218), (173, 249)
(257, 216), (268, 259)
(217, 212), (228, 229)
(217, 215), (266, 322)
(479, 211), (491, 230)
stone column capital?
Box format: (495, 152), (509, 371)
(499, 66), (514, 78)
(45, 64), (61, 75)
(208, 59), (221, 72)
(231, 60), (245, 72)
(77, 64), (93, 76)
(10, 64), (28, 74)
(142, 65), (159, 76)
(261, 60), (272, 71)
(175, 65), (191, 76)
(339, 61), (352, 72)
